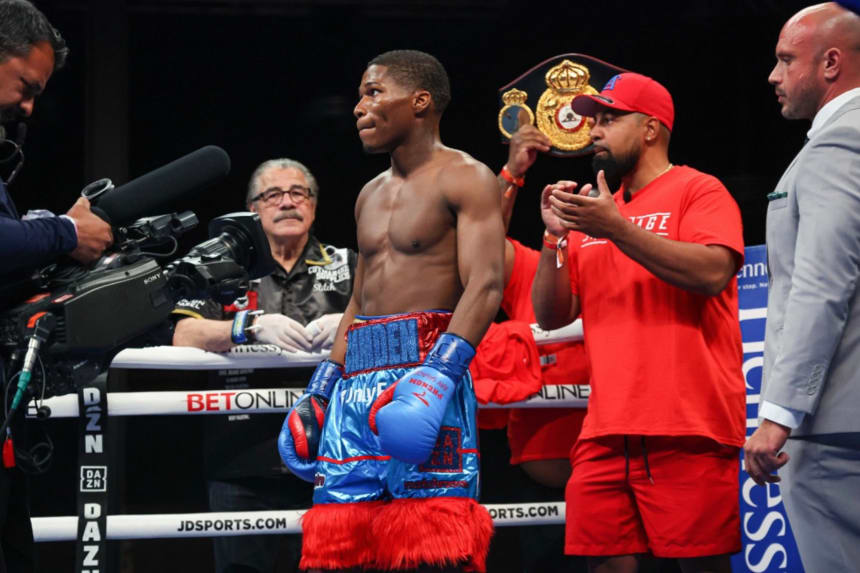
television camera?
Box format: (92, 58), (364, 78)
(0, 146), (275, 419)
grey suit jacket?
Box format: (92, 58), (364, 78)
(763, 94), (860, 437)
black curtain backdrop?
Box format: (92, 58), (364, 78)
(15, 0), (813, 253)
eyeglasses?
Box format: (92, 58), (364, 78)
(250, 185), (313, 206)
(0, 138), (24, 185)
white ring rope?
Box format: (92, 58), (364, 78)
(28, 321), (587, 418)
(31, 502), (566, 542)
(27, 383), (589, 419)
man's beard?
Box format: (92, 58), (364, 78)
(781, 80), (821, 121)
(592, 146), (638, 194)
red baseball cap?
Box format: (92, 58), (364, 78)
(572, 72), (674, 132)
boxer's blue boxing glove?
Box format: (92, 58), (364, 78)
(277, 359), (341, 482)
(368, 333), (475, 464)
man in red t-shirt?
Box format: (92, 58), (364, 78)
(504, 239), (589, 470)
(504, 238), (589, 573)
(491, 118), (590, 487)
(532, 73), (745, 573)
(475, 116), (591, 572)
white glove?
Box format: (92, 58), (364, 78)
(253, 313), (313, 353)
(306, 313), (343, 352)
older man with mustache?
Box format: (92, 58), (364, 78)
(172, 158), (357, 573)
(174, 158), (356, 354)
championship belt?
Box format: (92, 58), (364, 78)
(498, 54), (628, 157)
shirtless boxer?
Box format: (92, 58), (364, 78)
(278, 49), (505, 572)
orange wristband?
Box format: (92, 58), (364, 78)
(543, 230), (568, 268)
(543, 230), (564, 248)
(500, 165), (525, 188)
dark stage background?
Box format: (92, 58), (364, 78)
(11, 0), (815, 571)
(14, 0), (816, 251)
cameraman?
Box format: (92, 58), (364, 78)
(0, 1), (112, 570)
(172, 158), (356, 573)
(0, 1), (113, 302)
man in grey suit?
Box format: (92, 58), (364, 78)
(744, 2), (860, 571)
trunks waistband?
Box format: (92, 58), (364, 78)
(344, 311), (452, 377)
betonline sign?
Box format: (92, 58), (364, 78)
(186, 389), (301, 412)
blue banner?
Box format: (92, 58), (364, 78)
(733, 245), (804, 573)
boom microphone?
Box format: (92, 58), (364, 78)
(90, 145), (231, 226)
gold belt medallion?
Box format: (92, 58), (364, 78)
(497, 53), (627, 157)
(535, 60), (597, 152)
(498, 88), (534, 139)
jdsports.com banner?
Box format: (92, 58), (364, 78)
(734, 245), (804, 573)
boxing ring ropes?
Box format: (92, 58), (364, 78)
(29, 320), (586, 544)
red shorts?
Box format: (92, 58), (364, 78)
(565, 435), (741, 558)
(507, 407), (585, 464)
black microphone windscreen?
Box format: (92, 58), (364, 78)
(94, 145), (231, 226)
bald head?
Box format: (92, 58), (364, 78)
(787, 3), (860, 52)
(769, 2), (860, 119)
